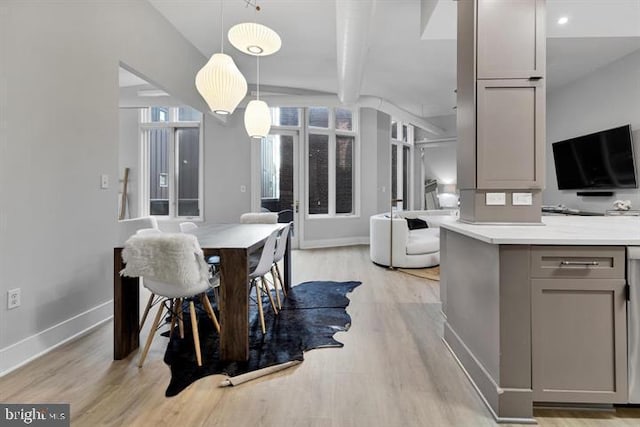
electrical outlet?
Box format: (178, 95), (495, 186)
(240, 185), (246, 193)
(512, 192), (533, 206)
(100, 174), (109, 189)
(7, 288), (20, 309)
(485, 192), (506, 206)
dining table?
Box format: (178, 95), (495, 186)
(113, 223), (291, 362)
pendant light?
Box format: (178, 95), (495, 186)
(228, 3), (281, 56)
(195, 0), (247, 115)
(244, 56), (271, 138)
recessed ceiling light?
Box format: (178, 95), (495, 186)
(557, 16), (569, 25)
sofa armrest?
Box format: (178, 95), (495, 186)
(370, 215), (411, 265)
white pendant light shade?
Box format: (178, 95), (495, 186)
(195, 53), (248, 115)
(244, 100), (271, 138)
(228, 23), (282, 56)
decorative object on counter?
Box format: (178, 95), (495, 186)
(163, 280), (361, 396)
(613, 199), (632, 210)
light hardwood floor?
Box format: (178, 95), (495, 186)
(2, 245), (640, 426)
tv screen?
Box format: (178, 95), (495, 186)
(552, 125), (637, 190)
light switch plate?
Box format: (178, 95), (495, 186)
(512, 192), (533, 206)
(485, 192), (506, 206)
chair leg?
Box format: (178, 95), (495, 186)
(254, 279), (266, 334)
(275, 263), (287, 297)
(177, 298), (185, 339)
(138, 300), (166, 368)
(200, 293), (220, 333)
(261, 276), (278, 314)
(169, 298), (177, 340)
(139, 293), (156, 331)
(189, 301), (202, 367)
(270, 267), (282, 310)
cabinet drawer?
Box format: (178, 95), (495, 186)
(531, 246), (625, 279)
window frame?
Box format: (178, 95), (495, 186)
(391, 119), (414, 211)
(139, 107), (204, 221)
(305, 107), (360, 219)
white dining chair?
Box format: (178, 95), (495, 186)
(117, 216), (158, 246)
(240, 212), (278, 224)
(178, 221), (221, 301)
(121, 232), (220, 367)
(179, 222), (198, 232)
(270, 222), (291, 308)
(249, 229), (280, 334)
(135, 228), (164, 332)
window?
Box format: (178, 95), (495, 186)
(140, 106), (203, 219)
(391, 119), (413, 210)
(306, 107), (358, 216)
(271, 107), (300, 127)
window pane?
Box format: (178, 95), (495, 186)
(308, 134), (329, 214)
(402, 124), (408, 142)
(335, 108), (353, 131)
(150, 107), (169, 122)
(403, 146), (410, 210)
(391, 145), (397, 201)
(261, 135), (294, 213)
(148, 128), (170, 215)
(309, 107), (329, 128)
(271, 107), (299, 127)
(336, 136), (354, 214)
(177, 128), (200, 217)
(391, 121), (398, 140)
(178, 106), (202, 122)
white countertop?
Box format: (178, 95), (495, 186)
(440, 215), (640, 245)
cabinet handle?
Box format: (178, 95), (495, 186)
(559, 261), (599, 267)
(529, 76), (543, 81)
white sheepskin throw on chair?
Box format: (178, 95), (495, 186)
(120, 233), (210, 287)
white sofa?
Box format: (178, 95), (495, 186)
(369, 209), (458, 268)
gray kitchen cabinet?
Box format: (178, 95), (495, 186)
(457, 0), (546, 223)
(477, 0), (545, 79)
(476, 78), (545, 189)
(531, 247), (628, 403)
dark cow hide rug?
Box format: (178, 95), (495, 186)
(162, 280), (361, 396)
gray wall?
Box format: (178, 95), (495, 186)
(118, 108), (140, 218)
(544, 48), (640, 213)
(0, 0), (212, 368)
(203, 112), (253, 224)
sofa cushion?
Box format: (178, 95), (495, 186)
(405, 217), (428, 230)
(406, 229), (440, 255)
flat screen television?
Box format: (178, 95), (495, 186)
(552, 124), (637, 190)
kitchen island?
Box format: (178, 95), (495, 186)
(440, 216), (640, 423)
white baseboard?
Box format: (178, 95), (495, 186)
(300, 236), (369, 249)
(0, 300), (114, 377)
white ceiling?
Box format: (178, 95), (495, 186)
(148, 0), (640, 120)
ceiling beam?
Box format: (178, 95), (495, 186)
(335, 0), (376, 105)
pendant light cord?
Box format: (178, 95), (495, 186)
(256, 56), (260, 100)
(220, 0), (224, 53)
